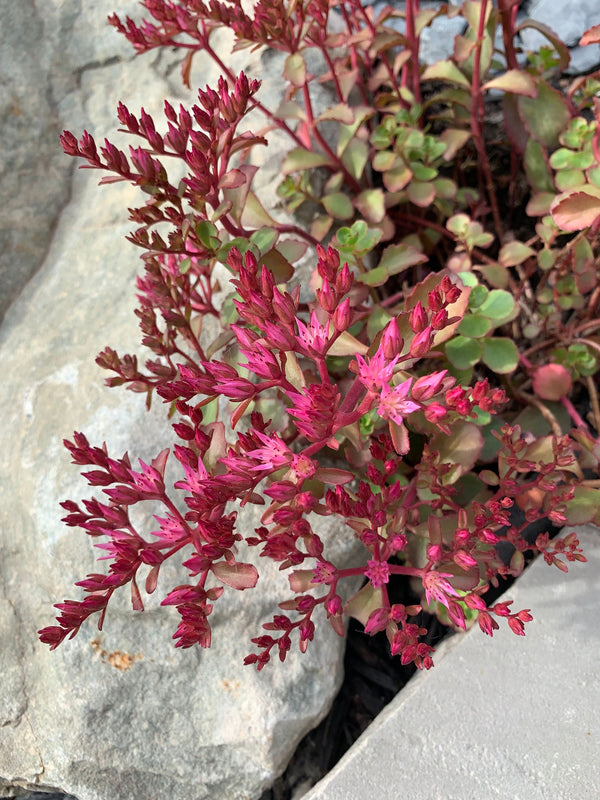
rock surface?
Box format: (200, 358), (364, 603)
(0, 5), (359, 800)
(2, 2), (600, 800)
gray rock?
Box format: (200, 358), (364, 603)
(0, 0), (142, 324)
(520, 0), (600, 72)
(0, 7), (362, 800)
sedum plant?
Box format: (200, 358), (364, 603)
(40, 0), (600, 672)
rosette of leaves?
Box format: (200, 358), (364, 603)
(370, 105), (457, 212)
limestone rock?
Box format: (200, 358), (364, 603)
(0, 6), (361, 800)
(0, 0), (142, 323)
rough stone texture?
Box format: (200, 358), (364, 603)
(303, 525), (600, 800)
(0, 6), (360, 800)
(0, 0), (141, 323)
(3, 3), (600, 799)
(521, 0), (600, 74)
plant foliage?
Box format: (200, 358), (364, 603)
(40, 0), (600, 672)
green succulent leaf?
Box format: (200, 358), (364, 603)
(549, 148), (595, 171)
(482, 69), (537, 97)
(421, 60), (470, 88)
(342, 138), (369, 180)
(481, 337), (519, 374)
(354, 189), (386, 223)
(563, 487), (600, 525)
(457, 314), (492, 338)
(498, 241), (535, 267)
(524, 139), (555, 193)
(282, 147), (333, 174)
(283, 52), (307, 86)
(407, 180), (436, 207)
(517, 81), (571, 148)
(478, 289), (517, 323)
(445, 336), (482, 369)
(322, 192), (354, 220)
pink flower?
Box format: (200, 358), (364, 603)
(295, 311), (330, 356)
(365, 559), (390, 588)
(356, 350), (399, 392)
(422, 570), (459, 609)
(377, 379), (420, 425)
(246, 432), (293, 471)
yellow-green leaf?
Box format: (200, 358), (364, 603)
(482, 69), (537, 97)
(422, 60), (470, 88)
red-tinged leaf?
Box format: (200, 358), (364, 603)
(372, 150), (398, 172)
(345, 583), (384, 627)
(338, 67), (360, 101)
(288, 569), (315, 593)
(322, 192), (354, 220)
(383, 164), (412, 192)
(222, 164), (257, 224)
(231, 398), (252, 429)
(181, 50), (193, 89)
(532, 364), (572, 401)
(276, 239), (307, 263)
(454, 34), (476, 63)
(580, 24), (600, 45)
(211, 561), (259, 590)
(407, 180), (436, 207)
(131, 578), (144, 612)
(516, 19), (571, 71)
(353, 188), (385, 223)
(276, 100), (307, 120)
(482, 69), (537, 97)
(316, 103), (355, 124)
(151, 448), (170, 478)
(440, 129), (471, 161)
(368, 30), (404, 56)
(240, 191), (278, 228)
(145, 565), (160, 595)
(328, 331), (368, 356)
(260, 249), (295, 282)
(550, 187), (600, 231)
(433, 421), (484, 478)
(342, 138), (369, 181)
(563, 486), (600, 524)
(421, 60), (470, 88)
(389, 420), (410, 455)
(502, 92), (528, 153)
(283, 52), (307, 87)
(218, 169), (246, 190)
(517, 81), (571, 148)
(414, 7), (439, 35)
(228, 134), (268, 158)
(378, 243), (428, 275)
(526, 192), (555, 216)
(313, 467), (354, 485)
(282, 147), (333, 174)
(311, 214), (334, 242)
(336, 106), (374, 156)
(498, 241), (535, 266)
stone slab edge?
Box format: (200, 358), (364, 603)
(303, 525), (600, 800)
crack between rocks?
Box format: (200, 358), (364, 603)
(75, 53), (125, 77)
